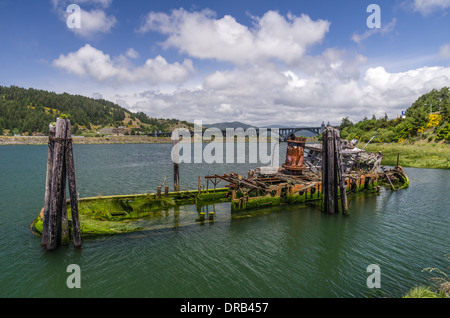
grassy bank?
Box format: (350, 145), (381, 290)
(365, 142), (450, 169)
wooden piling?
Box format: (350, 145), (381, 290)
(42, 124), (55, 247)
(334, 130), (348, 215)
(322, 127), (347, 215)
(46, 118), (82, 250)
(47, 118), (67, 251)
(172, 139), (180, 191)
(157, 186), (162, 199)
(65, 121), (82, 248)
(60, 192), (70, 246)
(164, 186), (169, 198)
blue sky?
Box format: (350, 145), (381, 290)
(1, 0), (450, 126)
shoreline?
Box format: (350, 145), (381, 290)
(0, 136), (316, 146)
(0, 136), (173, 146)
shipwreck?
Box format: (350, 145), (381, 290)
(30, 120), (409, 250)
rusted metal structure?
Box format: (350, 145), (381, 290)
(281, 135), (307, 175)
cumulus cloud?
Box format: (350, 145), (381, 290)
(411, 0), (450, 15)
(52, 0), (117, 38)
(50, 7), (450, 128)
(116, 61), (450, 127)
(68, 8), (117, 38)
(137, 8), (330, 65)
(52, 44), (195, 84)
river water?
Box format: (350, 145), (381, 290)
(0, 143), (448, 298)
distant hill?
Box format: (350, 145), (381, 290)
(0, 86), (191, 136)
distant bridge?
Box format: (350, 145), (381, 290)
(150, 122), (334, 141)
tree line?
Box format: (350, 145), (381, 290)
(339, 87), (450, 144)
(0, 86), (190, 136)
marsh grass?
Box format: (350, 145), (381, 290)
(404, 254), (450, 298)
(403, 286), (446, 298)
(365, 142), (450, 169)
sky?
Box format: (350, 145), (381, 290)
(0, 0), (450, 127)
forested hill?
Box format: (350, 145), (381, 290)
(339, 87), (450, 143)
(0, 86), (190, 136)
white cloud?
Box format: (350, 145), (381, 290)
(411, 0), (450, 15)
(49, 7), (450, 127)
(52, 44), (195, 85)
(113, 62), (450, 127)
(137, 8), (330, 65)
(68, 8), (117, 38)
(352, 18), (397, 44)
(52, 0), (117, 38)
(439, 43), (450, 59)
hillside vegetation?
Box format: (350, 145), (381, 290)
(339, 87), (450, 144)
(338, 87), (450, 169)
(0, 86), (191, 136)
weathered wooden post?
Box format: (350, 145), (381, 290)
(164, 186), (169, 198)
(322, 127), (346, 215)
(157, 186), (162, 199)
(46, 118), (82, 250)
(172, 138), (180, 191)
(334, 130), (348, 215)
(47, 118), (68, 251)
(65, 120), (82, 248)
(42, 124), (55, 247)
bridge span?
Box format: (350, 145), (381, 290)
(150, 122), (332, 141)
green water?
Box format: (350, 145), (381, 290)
(0, 143), (448, 298)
